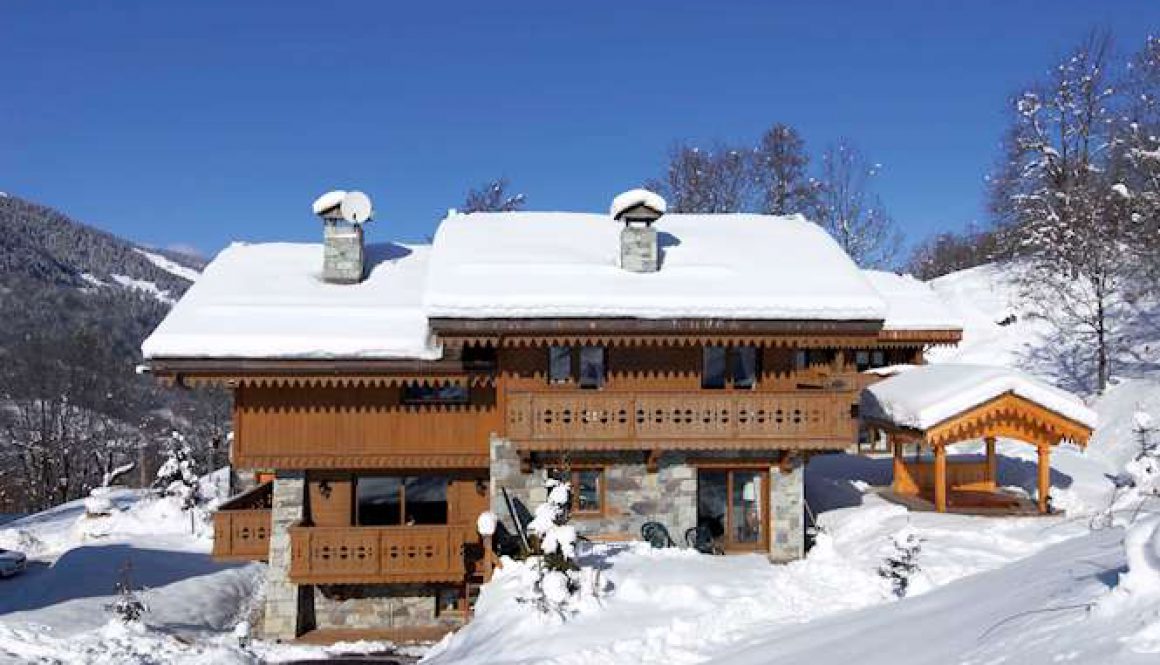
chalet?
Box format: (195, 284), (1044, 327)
(141, 189), (1092, 643)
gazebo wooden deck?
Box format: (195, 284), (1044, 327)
(860, 365), (1097, 514)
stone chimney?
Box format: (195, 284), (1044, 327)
(611, 189), (666, 273)
(312, 190), (372, 284)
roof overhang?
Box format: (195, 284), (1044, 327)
(145, 357), (493, 388)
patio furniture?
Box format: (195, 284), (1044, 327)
(640, 522), (676, 548)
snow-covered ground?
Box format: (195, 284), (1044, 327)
(2, 260), (1158, 663)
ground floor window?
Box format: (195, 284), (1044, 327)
(549, 467), (605, 516)
(355, 475), (449, 526)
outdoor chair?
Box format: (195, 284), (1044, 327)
(640, 521), (676, 548)
(685, 525), (723, 555)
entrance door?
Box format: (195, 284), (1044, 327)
(697, 469), (768, 552)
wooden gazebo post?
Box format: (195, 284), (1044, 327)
(933, 442), (947, 513)
(984, 436), (997, 490)
(1037, 443), (1051, 514)
(891, 434), (904, 494)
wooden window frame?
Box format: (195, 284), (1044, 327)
(702, 345), (760, 390)
(546, 345), (607, 389)
(353, 474), (450, 527)
(548, 465), (606, 517)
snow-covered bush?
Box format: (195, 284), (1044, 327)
(879, 526), (922, 598)
(106, 561), (148, 624)
(154, 431), (202, 510)
(516, 476), (585, 616)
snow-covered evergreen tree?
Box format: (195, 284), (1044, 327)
(154, 431), (200, 510)
(518, 476), (583, 615)
(106, 560), (148, 624)
(879, 526), (922, 598)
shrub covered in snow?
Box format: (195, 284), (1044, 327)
(154, 432), (202, 510)
(879, 526), (923, 598)
(106, 561), (148, 624)
(513, 476), (588, 616)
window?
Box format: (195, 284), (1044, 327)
(355, 475), (448, 526)
(401, 382), (469, 405)
(853, 349), (889, 372)
(573, 468), (603, 514)
(733, 346), (758, 389)
(795, 349), (835, 370)
(549, 467), (605, 515)
(549, 346), (573, 383)
(579, 347), (606, 389)
(702, 347), (727, 389)
(703, 346), (759, 389)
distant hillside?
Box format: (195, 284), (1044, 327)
(0, 193), (227, 513)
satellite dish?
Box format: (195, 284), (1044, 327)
(340, 191), (373, 224)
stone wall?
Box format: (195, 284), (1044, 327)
(769, 455), (805, 563)
(322, 223), (364, 284)
(311, 584), (463, 632)
(261, 471), (311, 640)
(490, 436), (804, 557)
(619, 224), (658, 273)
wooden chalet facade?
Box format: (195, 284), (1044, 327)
(142, 193), (965, 641)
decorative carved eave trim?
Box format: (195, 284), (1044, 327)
(232, 453), (490, 470)
(443, 334), (889, 349)
(878, 329), (963, 344)
(431, 317), (884, 336)
(146, 358), (493, 388)
(865, 391), (1093, 450)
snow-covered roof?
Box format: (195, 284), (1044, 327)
(141, 242), (439, 360)
(862, 270), (962, 331)
(424, 212), (888, 320)
(861, 363), (1098, 431)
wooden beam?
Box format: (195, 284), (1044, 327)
(934, 443), (947, 513)
(891, 436), (904, 494)
(984, 436), (997, 490)
(1037, 444), (1051, 514)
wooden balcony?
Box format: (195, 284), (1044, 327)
(212, 482), (272, 562)
(506, 390), (857, 450)
(289, 525), (475, 584)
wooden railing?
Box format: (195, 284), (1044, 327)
(895, 460), (993, 495)
(289, 525), (475, 584)
(212, 509), (272, 561)
(506, 391), (856, 447)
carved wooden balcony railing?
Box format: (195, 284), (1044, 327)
(506, 391), (857, 450)
(288, 525), (475, 584)
(211, 481), (273, 562)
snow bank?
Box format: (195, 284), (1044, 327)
(424, 212), (887, 320)
(861, 362), (1097, 431)
(141, 242), (439, 360)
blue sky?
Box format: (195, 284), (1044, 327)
(2, 1), (1157, 258)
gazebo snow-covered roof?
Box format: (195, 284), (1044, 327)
(860, 364), (1096, 514)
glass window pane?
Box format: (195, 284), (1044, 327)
(731, 471), (762, 544)
(575, 470), (601, 512)
(733, 346), (758, 389)
(579, 346), (605, 389)
(793, 350), (807, 370)
(404, 476), (448, 524)
(402, 382), (469, 404)
(702, 346), (727, 389)
(549, 346), (572, 383)
(357, 477), (401, 526)
(696, 470), (727, 539)
(871, 350), (885, 367)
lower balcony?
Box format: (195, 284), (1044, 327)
(288, 525), (476, 584)
(212, 482), (272, 562)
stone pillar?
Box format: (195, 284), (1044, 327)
(262, 471), (312, 640)
(769, 455), (805, 563)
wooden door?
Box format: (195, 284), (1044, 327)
(697, 468), (769, 552)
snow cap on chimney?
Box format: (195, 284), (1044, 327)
(611, 189), (666, 273)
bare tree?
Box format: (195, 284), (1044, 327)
(990, 32), (1136, 393)
(812, 141), (902, 268)
(753, 123), (819, 215)
(461, 178), (527, 213)
(652, 142), (754, 213)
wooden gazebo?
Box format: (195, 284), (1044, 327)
(860, 364), (1097, 514)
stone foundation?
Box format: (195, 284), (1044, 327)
(311, 584), (463, 631)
